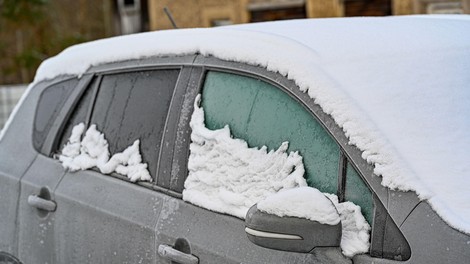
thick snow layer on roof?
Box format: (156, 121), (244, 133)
(30, 16), (470, 233)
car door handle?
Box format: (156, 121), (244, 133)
(28, 195), (57, 212)
(158, 244), (199, 264)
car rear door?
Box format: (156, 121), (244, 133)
(51, 66), (190, 263)
(155, 61), (351, 264)
(16, 76), (89, 264)
(17, 58), (195, 263)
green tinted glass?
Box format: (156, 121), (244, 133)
(345, 163), (373, 224)
(202, 71), (340, 194)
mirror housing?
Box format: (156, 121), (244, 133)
(245, 204), (342, 253)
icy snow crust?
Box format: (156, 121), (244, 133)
(28, 16), (470, 233)
(59, 123), (152, 182)
(183, 95), (307, 219)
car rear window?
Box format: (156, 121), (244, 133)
(89, 69), (179, 181)
(34, 78), (79, 152)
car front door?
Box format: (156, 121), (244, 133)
(158, 58), (412, 264)
(156, 62), (352, 264)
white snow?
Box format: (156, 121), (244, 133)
(182, 95), (307, 219)
(59, 123), (152, 182)
(257, 187), (340, 225)
(20, 16), (470, 233)
(325, 193), (371, 257)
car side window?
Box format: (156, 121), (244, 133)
(34, 78), (79, 152)
(345, 162), (373, 224)
(56, 77), (96, 151)
(58, 69), (180, 182)
(202, 71), (340, 195)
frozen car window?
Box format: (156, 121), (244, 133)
(89, 70), (179, 180)
(202, 71), (340, 194)
(34, 78), (79, 152)
(56, 77), (96, 152)
(345, 162), (373, 224)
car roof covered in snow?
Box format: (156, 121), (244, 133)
(33, 15), (470, 233)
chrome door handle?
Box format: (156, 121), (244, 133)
(28, 195), (57, 212)
(158, 244), (199, 264)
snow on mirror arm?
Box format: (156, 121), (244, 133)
(184, 95), (370, 257)
(58, 122), (152, 182)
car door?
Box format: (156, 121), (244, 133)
(157, 58), (411, 263)
(16, 76), (90, 264)
(18, 61), (193, 263)
(51, 67), (188, 263)
(155, 62), (349, 263)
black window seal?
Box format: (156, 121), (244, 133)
(41, 74), (94, 156)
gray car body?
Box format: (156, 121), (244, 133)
(0, 55), (469, 263)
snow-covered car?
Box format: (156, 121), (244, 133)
(1, 16), (469, 264)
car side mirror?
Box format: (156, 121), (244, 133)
(245, 197), (342, 253)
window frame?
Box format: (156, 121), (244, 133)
(44, 55), (197, 198)
(171, 55), (406, 258)
(36, 75), (93, 156)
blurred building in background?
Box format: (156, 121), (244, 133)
(149, 0), (470, 30)
(1, 0), (469, 85)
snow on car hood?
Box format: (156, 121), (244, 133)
(28, 16), (470, 233)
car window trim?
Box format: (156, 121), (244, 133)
(157, 66), (194, 189)
(41, 74), (94, 156)
(169, 66), (205, 192)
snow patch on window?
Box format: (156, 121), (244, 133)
(257, 187), (340, 225)
(325, 193), (371, 257)
(59, 123), (152, 182)
(182, 95), (307, 219)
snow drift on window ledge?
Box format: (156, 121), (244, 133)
(58, 123), (152, 182)
(183, 95), (307, 219)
